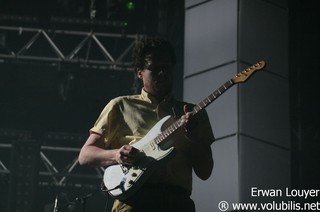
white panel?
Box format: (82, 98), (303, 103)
(192, 136), (239, 212)
(184, 0), (238, 76)
(239, 66), (290, 148)
(185, 0), (207, 8)
(239, 0), (288, 78)
(184, 0), (290, 210)
(183, 63), (238, 139)
(239, 136), (291, 203)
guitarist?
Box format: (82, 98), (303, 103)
(78, 37), (215, 212)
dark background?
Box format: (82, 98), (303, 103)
(0, 0), (319, 211)
(289, 0), (320, 195)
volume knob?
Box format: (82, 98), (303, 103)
(131, 172), (137, 177)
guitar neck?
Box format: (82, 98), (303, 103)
(154, 79), (234, 145)
(153, 60), (266, 145)
(192, 79), (234, 115)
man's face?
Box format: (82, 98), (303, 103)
(137, 53), (174, 99)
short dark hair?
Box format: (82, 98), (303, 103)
(132, 37), (176, 72)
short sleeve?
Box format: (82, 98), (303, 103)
(90, 99), (118, 138)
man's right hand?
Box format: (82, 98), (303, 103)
(116, 145), (145, 166)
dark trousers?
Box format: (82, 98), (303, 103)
(112, 183), (195, 212)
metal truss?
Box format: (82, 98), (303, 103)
(0, 128), (33, 174)
(0, 143), (10, 174)
(0, 25), (144, 71)
(0, 129), (104, 188)
(39, 145), (104, 187)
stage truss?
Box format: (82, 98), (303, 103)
(0, 25), (144, 71)
(0, 129), (107, 211)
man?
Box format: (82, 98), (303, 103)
(79, 37), (215, 212)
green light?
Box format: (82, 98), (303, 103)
(126, 1), (135, 10)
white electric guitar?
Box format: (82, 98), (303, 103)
(103, 60), (266, 200)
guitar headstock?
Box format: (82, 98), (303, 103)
(232, 60), (266, 83)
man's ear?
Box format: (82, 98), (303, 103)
(136, 70), (143, 79)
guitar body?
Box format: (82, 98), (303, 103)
(103, 115), (175, 200)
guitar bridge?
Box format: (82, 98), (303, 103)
(120, 164), (130, 174)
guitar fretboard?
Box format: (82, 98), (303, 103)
(193, 80), (234, 114)
(153, 79), (234, 145)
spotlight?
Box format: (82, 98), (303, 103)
(126, 1), (135, 11)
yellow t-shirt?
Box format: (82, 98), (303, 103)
(90, 89), (214, 192)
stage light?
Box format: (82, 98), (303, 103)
(126, 1), (135, 11)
